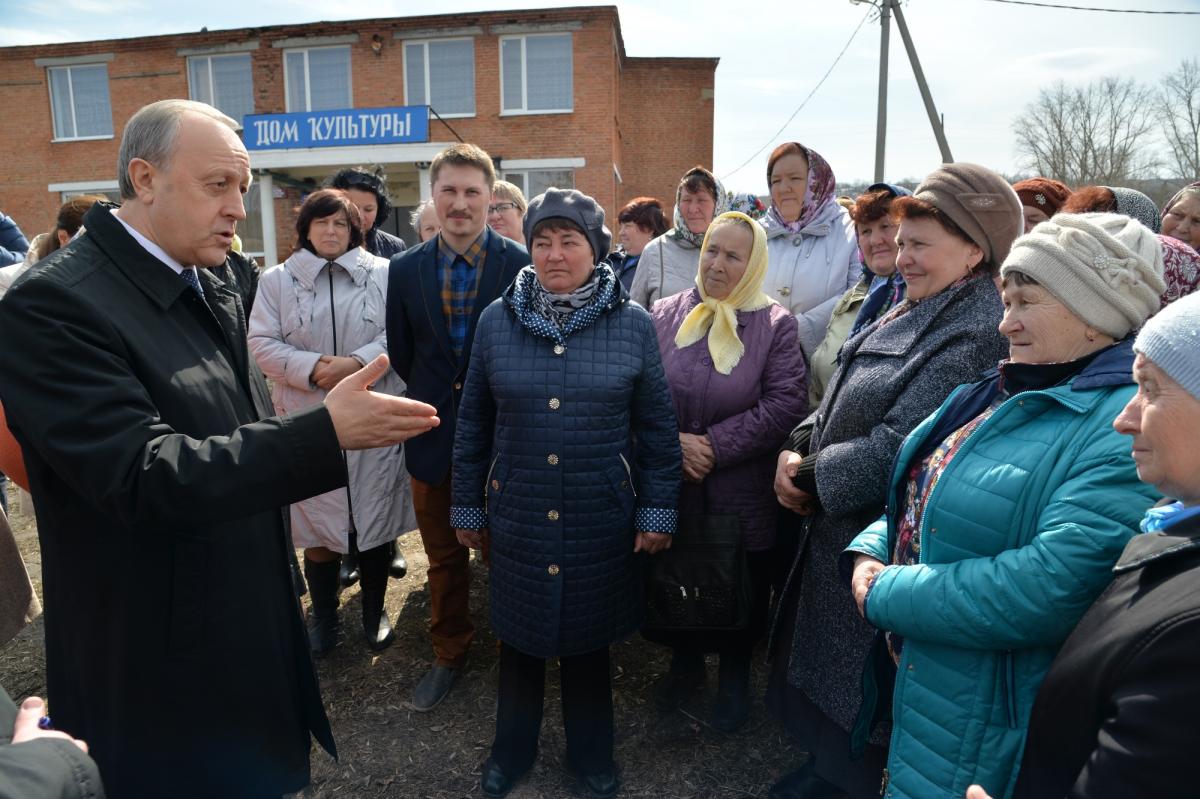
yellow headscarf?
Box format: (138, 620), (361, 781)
(674, 211), (774, 375)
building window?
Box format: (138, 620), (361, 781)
(188, 53), (254, 126)
(284, 46), (351, 112)
(405, 38), (475, 117)
(238, 183), (264, 259)
(503, 169), (575, 199)
(48, 64), (114, 140)
(500, 33), (572, 115)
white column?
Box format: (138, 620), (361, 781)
(418, 166), (432, 202)
(258, 172), (277, 267)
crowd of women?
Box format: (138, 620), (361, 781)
(4, 136), (1199, 799)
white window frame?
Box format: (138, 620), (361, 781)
(403, 37), (475, 119)
(186, 53), (254, 125)
(282, 45), (352, 113)
(498, 33), (574, 117)
(47, 64), (114, 141)
(501, 162), (579, 199)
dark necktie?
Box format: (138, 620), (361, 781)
(179, 267), (206, 301)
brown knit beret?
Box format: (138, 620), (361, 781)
(1012, 177), (1073, 217)
(915, 163), (1024, 267)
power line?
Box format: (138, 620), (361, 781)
(979, 0), (1200, 14)
(720, 7), (874, 183)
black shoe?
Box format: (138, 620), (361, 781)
(710, 653), (751, 732)
(303, 557), (341, 656)
(290, 552), (307, 598)
(338, 550), (360, 588)
(358, 544), (395, 651)
(573, 766), (619, 799)
(412, 663), (459, 711)
(388, 539), (408, 579)
(480, 757), (526, 798)
(768, 761), (841, 799)
(653, 651), (705, 710)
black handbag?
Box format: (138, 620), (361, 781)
(642, 511), (752, 633)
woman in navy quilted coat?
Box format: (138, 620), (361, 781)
(451, 188), (681, 799)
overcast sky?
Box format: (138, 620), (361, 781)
(3, 0), (1196, 191)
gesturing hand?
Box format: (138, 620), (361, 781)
(634, 531), (671, 554)
(679, 433), (715, 482)
(851, 554), (886, 618)
(11, 697), (89, 753)
(325, 354), (439, 449)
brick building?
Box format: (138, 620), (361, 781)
(0, 5), (716, 266)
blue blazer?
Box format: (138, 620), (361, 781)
(386, 230), (528, 484)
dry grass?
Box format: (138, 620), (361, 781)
(2, 491), (804, 798)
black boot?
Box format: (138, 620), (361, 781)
(653, 650), (705, 710)
(338, 549), (360, 587)
(290, 549), (307, 598)
(388, 538), (407, 579)
(710, 651), (751, 732)
(304, 556), (341, 655)
(358, 544), (396, 651)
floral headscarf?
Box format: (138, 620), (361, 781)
(1162, 181), (1200, 216)
(1159, 233), (1200, 308)
(667, 167), (730, 249)
(766, 142), (838, 233)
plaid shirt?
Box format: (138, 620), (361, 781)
(438, 228), (489, 359)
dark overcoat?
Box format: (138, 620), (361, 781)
(774, 273), (1009, 740)
(0, 204), (344, 798)
(450, 269), (682, 658)
(386, 231), (528, 484)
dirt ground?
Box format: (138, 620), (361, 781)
(1, 490), (810, 798)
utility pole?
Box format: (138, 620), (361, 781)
(874, 0), (891, 182)
(891, 1), (954, 164)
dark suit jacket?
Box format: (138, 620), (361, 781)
(0, 204), (343, 799)
(386, 230), (527, 484)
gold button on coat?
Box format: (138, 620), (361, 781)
(548, 564), (560, 575)
(553, 344), (565, 355)
(454, 382), (462, 390)
(548, 398), (560, 410)
(547, 454), (559, 465)
(547, 510), (559, 521)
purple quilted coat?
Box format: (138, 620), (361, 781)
(651, 289), (808, 551)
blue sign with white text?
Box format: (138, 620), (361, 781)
(243, 106), (430, 150)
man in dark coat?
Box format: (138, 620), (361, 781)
(387, 142), (527, 710)
(0, 99), (438, 799)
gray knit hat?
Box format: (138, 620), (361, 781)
(1001, 212), (1166, 339)
(1134, 292), (1200, 402)
(914, 162), (1023, 267)
(523, 187), (611, 261)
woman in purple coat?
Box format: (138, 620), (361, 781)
(648, 211), (808, 731)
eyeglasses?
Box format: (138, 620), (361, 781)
(488, 202), (518, 215)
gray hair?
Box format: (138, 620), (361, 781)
(409, 198), (436, 228)
(117, 100), (239, 200)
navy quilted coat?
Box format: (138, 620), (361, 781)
(451, 265), (682, 658)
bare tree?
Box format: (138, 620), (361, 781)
(1013, 77), (1161, 186)
(1159, 58), (1200, 179)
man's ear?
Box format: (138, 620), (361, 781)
(125, 158), (158, 204)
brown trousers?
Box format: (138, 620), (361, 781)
(410, 475), (474, 667)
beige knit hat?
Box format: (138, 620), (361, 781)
(1000, 212), (1166, 339)
(914, 163), (1024, 267)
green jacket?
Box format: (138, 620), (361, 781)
(845, 340), (1159, 799)
(0, 686), (104, 798)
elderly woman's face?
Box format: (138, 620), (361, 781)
(1162, 193), (1200, 251)
(679, 187), (717, 235)
(532, 225), (594, 293)
(417, 205), (440, 243)
(1114, 353), (1200, 504)
(618, 221), (655, 256)
(1022, 205), (1050, 234)
(701, 222), (754, 301)
(769, 152), (809, 224)
(309, 211), (352, 260)
(856, 215), (899, 277)
(487, 195), (524, 242)
(999, 279), (1103, 364)
(894, 217), (982, 301)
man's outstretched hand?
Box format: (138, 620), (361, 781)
(325, 355), (439, 449)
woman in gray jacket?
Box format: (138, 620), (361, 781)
(248, 189), (416, 655)
(768, 164), (1023, 799)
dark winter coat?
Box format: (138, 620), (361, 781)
(0, 214), (28, 267)
(386, 231), (528, 484)
(0, 204), (341, 798)
(0, 685), (104, 799)
(773, 273), (1009, 742)
(209, 249), (259, 313)
(1014, 511), (1200, 799)
(366, 227), (406, 261)
(651, 289), (807, 550)
(450, 266), (681, 658)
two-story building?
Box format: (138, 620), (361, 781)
(0, 5), (717, 265)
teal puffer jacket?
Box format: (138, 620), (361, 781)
(846, 341), (1159, 799)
